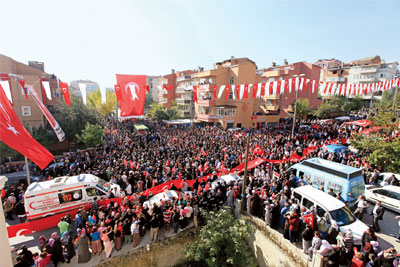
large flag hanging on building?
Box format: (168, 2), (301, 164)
(100, 86), (106, 104)
(0, 75), (13, 103)
(41, 80), (52, 100)
(0, 84), (54, 169)
(26, 85), (65, 142)
(59, 82), (71, 106)
(78, 83), (87, 105)
(115, 74), (146, 118)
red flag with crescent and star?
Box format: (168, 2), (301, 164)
(59, 82), (71, 106)
(0, 84), (54, 169)
(115, 74), (147, 118)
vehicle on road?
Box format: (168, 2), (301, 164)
(24, 174), (120, 220)
(289, 158), (365, 206)
(292, 185), (368, 244)
(321, 144), (350, 155)
(143, 190), (192, 208)
(211, 174), (241, 189)
(364, 185), (400, 214)
(377, 173), (400, 187)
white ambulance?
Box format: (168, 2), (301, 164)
(24, 174), (120, 220)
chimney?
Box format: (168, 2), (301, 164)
(272, 62), (276, 67)
(171, 69), (175, 74)
(231, 56), (234, 59)
(198, 66), (204, 72)
(284, 59), (288, 65)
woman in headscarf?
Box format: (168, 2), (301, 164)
(316, 240), (333, 257)
(76, 232), (91, 263)
(90, 227), (102, 255)
(65, 235), (76, 263)
(38, 235), (48, 251)
(326, 220), (339, 244)
(50, 232), (65, 266)
(113, 222), (123, 251)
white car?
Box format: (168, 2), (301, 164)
(377, 173), (400, 187)
(144, 190), (180, 208)
(211, 174), (241, 190)
(364, 185), (400, 214)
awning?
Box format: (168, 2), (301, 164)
(134, 124), (149, 131)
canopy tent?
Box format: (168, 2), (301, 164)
(344, 119), (371, 127)
(134, 124), (149, 131)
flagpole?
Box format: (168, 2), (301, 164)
(240, 132), (251, 214)
(9, 73), (31, 185)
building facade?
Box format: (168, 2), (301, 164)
(194, 57), (266, 129)
(157, 70), (177, 108)
(146, 76), (160, 102)
(175, 70), (197, 118)
(260, 61), (322, 117)
(0, 54), (61, 129)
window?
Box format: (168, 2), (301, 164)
(21, 106), (31, 116)
(299, 171), (305, 179)
(312, 176), (325, 188)
(330, 206), (356, 226)
(236, 123), (242, 128)
(302, 197), (314, 210)
(293, 192), (302, 202)
(21, 87), (30, 96)
(374, 189), (390, 197)
(228, 91), (234, 100)
(279, 77), (283, 80)
(86, 188), (105, 197)
(350, 183), (364, 198)
(388, 191), (400, 201)
(58, 189), (83, 204)
(268, 78), (275, 82)
(316, 205), (326, 218)
(229, 77), (234, 85)
(327, 181), (342, 194)
(380, 73), (385, 78)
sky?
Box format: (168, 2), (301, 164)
(0, 0), (399, 88)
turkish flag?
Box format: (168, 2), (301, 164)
(244, 84), (249, 99)
(253, 145), (264, 156)
(18, 80), (28, 100)
(59, 82), (71, 106)
(225, 85), (231, 100)
(193, 86), (198, 103)
(114, 84), (122, 103)
(213, 85), (217, 99)
(115, 74), (147, 118)
(163, 85), (173, 91)
(0, 84), (54, 169)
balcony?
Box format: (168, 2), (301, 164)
(198, 83), (216, 92)
(263, 105), (279, 111)
(197, 99), (215, 106)
(176, 98), (191, 105)
(360, 67), (377, 73)
(280, 69), (290, 75)
(263, 70), (280, 78)
(263, 94), (280, 100)
(358, 77), (375, 82)
(197, 113), (221, 122)
(325, 76), (346, 82)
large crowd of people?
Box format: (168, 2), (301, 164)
(3, 116), (400, 267)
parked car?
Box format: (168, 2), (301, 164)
(364, 185), (400, 214)
(377, 173), (400, 187)
(321, 144), (350, 155)
(211, 174), (241, 189)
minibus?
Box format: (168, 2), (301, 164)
(289, 157), (364, 206)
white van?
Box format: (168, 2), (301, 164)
(24, 174), (120, 220)
(292, 185), (368, 244)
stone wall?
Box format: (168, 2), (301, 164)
(97, 230), (194, 267)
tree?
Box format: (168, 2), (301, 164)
(76, 123), (105, 147)
(51, 95), (101, 140)
(184, 208), (255, 267)
(350, 101), (400, 172)
(145, 93), (154, 109)
(292, 98), (311, 119)
(147, 102), (182, 121)
(315, 96), (363, 118)
(87, 90), (117, 116)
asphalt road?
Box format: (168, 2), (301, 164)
(359, 203), (400, 237)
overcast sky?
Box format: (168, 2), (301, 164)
(1, 0), (399, 87)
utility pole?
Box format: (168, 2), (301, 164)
(240, 132), (251, 214)
(393, 76), (399, 110)
(9, 74), (31, 185)
(291, 74), (305, 139)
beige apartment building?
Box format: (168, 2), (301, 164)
(0, 54), (62, 129)
(194, 57), (277, 129)
(175, 70), (197, 118)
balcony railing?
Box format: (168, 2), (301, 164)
(198, 83), (216, 92)
(359, 67), (377, 73)
(358, 77), (375, 82)
(197, 99), (215, 106)
(176, 98), (191, 105)
(197, 113), (221, 121)
(263, 70), (280, 77)
(250, 114), (280, 122)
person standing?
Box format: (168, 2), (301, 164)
(149, 214), (159, 242)
(371, 201), (385, 232)
(102, 230), (114, 258)
(131, 220), (140, 247)
(76, 232), (91, 263)
(14, 200), (26, 223)
(3, 198), (13, 220)
(354, 195), (369, 220)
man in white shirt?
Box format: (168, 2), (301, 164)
(126, 182), (132, 195)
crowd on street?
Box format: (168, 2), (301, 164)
(3, 116), (400, 267)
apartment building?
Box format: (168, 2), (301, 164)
(157, 70), (177, 108)
(175, 70), (197, 118)
(0, 54), (61, 129)
(259, 60), (322, 117)
(146, 76), (160, 102)
(194, 57), (266, 129)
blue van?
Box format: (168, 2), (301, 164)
(289, 157), (364, 206)
(322, 144), (350, 155)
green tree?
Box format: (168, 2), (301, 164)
(292, 98), (311, 119)
(51, 95), (101, 140)
(147, 102), (182, 121)
(76, 123), (105, 147)
(87, 90), (117, 116)
(350, 102), (400, 172)
(315, 96), (363, 118)
(184, 208), (256, 267)
(145, 93), (154, 109)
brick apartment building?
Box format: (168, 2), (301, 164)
(157, 70), (177, 108)
(259, 60), (322, 117)
(194, 57), (267, 129)
(175, 70), (197, 118)
(0, 54), (61, 129)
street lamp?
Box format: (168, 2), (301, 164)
(291, 74), (305, 139)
